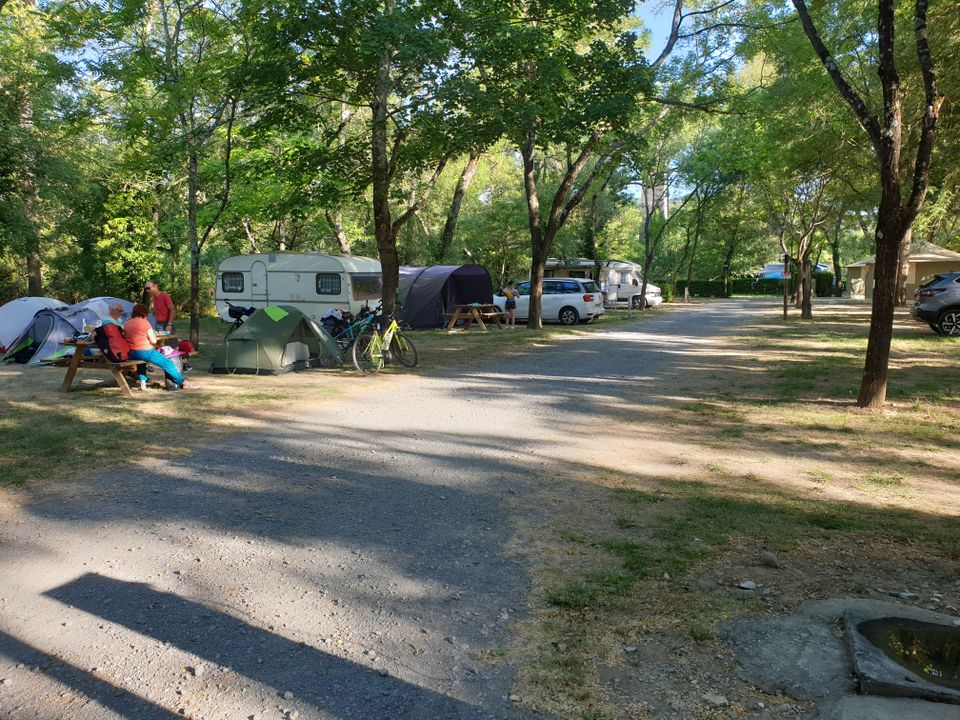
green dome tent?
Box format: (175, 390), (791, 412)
(211, 305), (342, 375)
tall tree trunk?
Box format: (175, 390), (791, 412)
(187, 150), (201, 348)
(17, 12), (42, 296)
(325, 210), (351, 255)
(831, 213), (843, 297)
(371, 28), (398, 317)
(242, 217), (260, 253)
(895, 226), (912, 305)
(721, 240), (735, 298)
(436, 152), (479, 263)
(858, 210), (902, 406)
(800, 256), (813, 319)
(521, 133), (545, 329)
(792, 0), (943, 408)
(684, 233), (698, 303)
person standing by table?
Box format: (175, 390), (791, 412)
(125, 304), (185, 391)
(503, 281), (519, 328)
(144, 280), (176, 334)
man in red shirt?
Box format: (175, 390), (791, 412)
(144, 280), (176, 333)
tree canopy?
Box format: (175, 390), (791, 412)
(0, 0), (955, 393)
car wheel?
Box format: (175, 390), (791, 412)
(559, 307), (579, 325)
(930, 322), (945, 335)
(937, 309), (960, 337)
(631, 296), (648, 309)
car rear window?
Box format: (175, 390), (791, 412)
(582, 281), (599, 293)
(918, 275), (944, 289)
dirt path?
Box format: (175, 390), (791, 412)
(0, 300), (768, 720)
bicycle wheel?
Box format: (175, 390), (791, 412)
(390, 332), (418, 368)
(352, 329), (383, 373)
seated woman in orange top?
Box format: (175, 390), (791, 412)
(125, 304), (185, 391)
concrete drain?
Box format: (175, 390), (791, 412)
(845, 611), (960, 704)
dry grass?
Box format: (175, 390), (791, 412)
(0, 308), (664, 486)
(503, 301), (960, 720)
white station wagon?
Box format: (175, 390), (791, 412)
(492, 278), (605, 325)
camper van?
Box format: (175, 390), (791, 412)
(544, 258), (662, 308)
(215, 253), (382, 322)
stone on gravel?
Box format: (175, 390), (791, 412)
(760, 550), (782, 568)
(378, 667), (389, 677)
(702, 693), (728, 706)
(737, 580), (758, 590)
(831, 695), (960, 719)
(723, 614), (852, 700)
(898, 591), (919, 601)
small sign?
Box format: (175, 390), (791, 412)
(782, 272), (792, 279)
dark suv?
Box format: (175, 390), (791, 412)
(911, 272), (960, 336)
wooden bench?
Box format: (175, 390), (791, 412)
(445, 304), (507, 332)
(52, 340), (143, 396)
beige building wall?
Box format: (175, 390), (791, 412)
(847, 266), (866, 299)
(907, 261), (960, 298)
(849, 260), (960, 301)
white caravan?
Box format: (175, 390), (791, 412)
(543, 258), (662, 308)
(215, 253), (382, 322)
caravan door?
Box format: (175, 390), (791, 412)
(251, 260), (268, 303)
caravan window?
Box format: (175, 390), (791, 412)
(351, 273), (382, 301)
(221, 272), (244, 293)
(315, 273), (342, 295)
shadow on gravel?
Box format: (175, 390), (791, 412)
(0, 629), (181, 719)
(45, 573), (524, 720)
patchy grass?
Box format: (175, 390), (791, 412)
(0, 309), (667, 487)
(509, 300), (960, 720)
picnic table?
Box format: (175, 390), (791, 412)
(53, 334), (179, 396)
(445, 304), (506, 332)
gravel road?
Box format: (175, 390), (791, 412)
(0, 299), (766, 720)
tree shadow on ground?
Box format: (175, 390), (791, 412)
(42, 573), (532, 720)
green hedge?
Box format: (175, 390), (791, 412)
(678, 272), (835, 298)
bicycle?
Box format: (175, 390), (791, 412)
(351, 307), (418, 373)
(322, 305), (377, 352)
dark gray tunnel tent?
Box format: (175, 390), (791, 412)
(398, 265), (494, 328)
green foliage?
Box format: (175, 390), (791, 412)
(95, 190), (165, 300)
(0, 0), (954, 312)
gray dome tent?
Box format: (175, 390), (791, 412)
(398, 265), (494, 329)
(1, 297), (136, 365)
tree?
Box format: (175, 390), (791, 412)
(0, 0), (77, 295)
(249, 0), (479, 317)
(90, 0), (248, 346)
(790, 0), (944, 407)
(468, 0), (658, 328)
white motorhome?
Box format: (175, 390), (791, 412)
(544, 258), (662, 308)
(215, 253), (382, 321)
